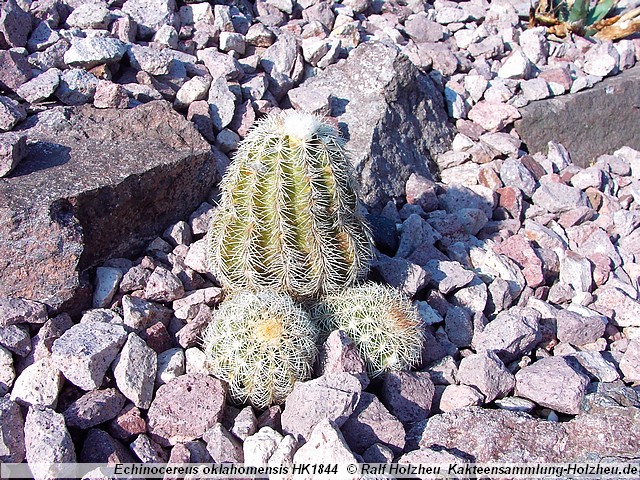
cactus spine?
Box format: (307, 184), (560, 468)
(202, 290), (319, 408)
(311, 283), (424, 378)
(207, 110), (372, 300)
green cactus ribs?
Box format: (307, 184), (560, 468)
(208, 110), (373, 300)
(311, 282), (425, 379)
(202, 290), (319, 408)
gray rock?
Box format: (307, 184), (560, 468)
(10, 357), (63, 408)
(474, 307), (541, 362)
(559, 251), (593, 293)
(291, 41), (452, 210)
(174, 76), (211, 110)
(0, 0), (32, 49)
(0, 323), (30, 356)
(130, 434), (169, 463)
(425, 260), (474, 295)
(93, 267), (123, 308)
(232, 406), (258, 442)
(126, 44), (173, 76)
(519, 26), (549, 65)
(444, 305), (473, 348)
(112, 333), (157, 409)
(0, 132), (26, 177)
(532, 179), (590, 214)
(293, 419), (359, 476)
(121, 295), (171, 332)
(203, 423), (244, 463)
(51, 321), (127, 390)
(494, 396), (537, 413)
(341, 392), (405, 455)
(380, 371), (434, 424)
(515, 356), (590, 414)
(63, 388), (127, 430)
(24, 406), (76, 480)
(156, 348), (185, 386)
(260, 32), (302, 99)
(0, 397), (25, 462)
(0, 95), (26, 131)
(620, 339), (640, 382)
(593, 287), (640, 328)
(243, 426), (282, 466)
(515, 67), (640, 169)
(0, 101), (216, 314)
(555, 309), (607, 347)
(281, 372), (362, 444)
(500, 157), (537, 197)
(143, 266), (185, 303)
(64, 37), (127, 69)
(372, 255), (429, 297)
(122, 0), (178, 39)
(54, 68), (99, 106)
(27, 21), (60, 52)
(0, 298), (48, 327)
(208, 76), (236, 131)
(0, 345), (14, 395)
(457, 351), (515, 403)
(147, 373), (227, 446)
(16, 68), (61, 104)
(66, 3), (112, 29)
(568, 351), (619, 383)
(30, 314), (73, 362)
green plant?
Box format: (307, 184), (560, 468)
(207, 110), (372, 300)
(310, 283), (425, 378)
(202, 290), (319, 408)
(529, 0), (640, 40)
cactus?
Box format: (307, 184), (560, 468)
(207, 110), (373, 300)
(202, 290), (319, 408)
(310, 283), (424, 378)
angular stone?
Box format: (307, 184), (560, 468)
(380, 371), (434, 424)
(0, 397), (25, 462)
(108, 404), (146, 442)
(498, 49), (532, 80)
(93, 80), (129, 109)
(314, 330), (368, 388)
(620, 339), (640, 382)
(112, 333), (157, 409)
(0, 345), (14, 395)
(293, 419), (359, 477)
(444, 305), (473, 348)
(66, 3), (112, 30)
(243, 426), (282, 466)
(63, 388), (127, 430)
(0, 50), (33, 93)
(147, 373), (226, 446)
(341, 392), (405, 455)
(203, 423), (244, 463)
(468, 101), (521, 132)
(515, 67), (640, 168)
(156, 348), (185, 386)
(10, 357), (62, 408)
(372, 255), (429, 297)
(457, 351), (515, 403)
(0, 101), (215, 314)
(0, 0), (32, 49)
(493, 234), (544, 288)
(0, 323), (30, 356)
(122, 0), (178, 39)
(64, 37), (127, 69)
(474, 307), (541, 362)
(555, 309), (607, 347)
(143, 266), (185, 303)
(425, 259), (474, 295)
(532, 180), (590, 214)
(0, 95), (26, 131)
(515, 356), (590, 414)
(80, 428), (134, 463)
(593, 286), (640, 328)
(24, 406), (76, 479)
(469, 245), (526, 300)
(281, 372), (362, 444)
(131, 434), (169, 463)
(292, 42), (452, 210)
(93, 267), (122, 308)
(439, 384), (484, 412)
(568, 351), (619, 383)
(16, 68), (61, 104)
(0, 132), (27, 178)
(51, 322), (127, 390)
(559, 250), (593, 294)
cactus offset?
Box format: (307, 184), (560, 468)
(207, 110), (372, 300)
(202, 290), (319, 408)
(311, 283), (424, 378)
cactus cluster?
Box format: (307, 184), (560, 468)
(202, 290), (319, 409)
(207, 110), (372, 300)
(203, 110), (424, 408)
(311, 283), (424, 379)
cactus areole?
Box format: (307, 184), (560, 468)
(208, 110), (373, 300)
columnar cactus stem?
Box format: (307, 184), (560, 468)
(207, 110), (372, 300)
(311, 282), (425, 378)
(202, 290), (319, 408)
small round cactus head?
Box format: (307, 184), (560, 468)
(310, 282), (424, 379)
(207, 109), (373, 300)
(202, 290), (319, 408)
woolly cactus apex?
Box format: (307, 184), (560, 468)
(202, 290), (319, 408)
(207, 110), (373, 300)
(311, 283), (424, 379)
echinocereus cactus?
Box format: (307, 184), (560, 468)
(202, 290), (319, 408)
(207, 110), (372, 300)
(311, 283), (424, 379)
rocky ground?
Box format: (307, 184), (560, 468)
(1, 0), (640, 477)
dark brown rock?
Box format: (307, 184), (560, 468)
(0, 101), (216, 314)
(0, 50), (33, 93)
(515, 66), (640, 168)
(147, 373), (227, 447)
(108, 404), (146, 442)
(340, 392), (406, 455)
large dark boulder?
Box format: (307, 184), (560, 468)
(515, 66), (640, 168)
(288, 42), (454, 211)
(0, 101), (217, 314)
